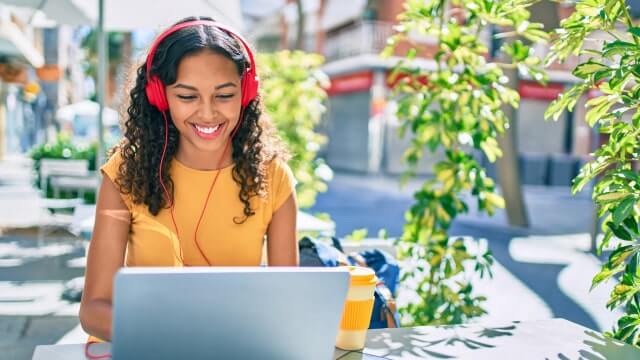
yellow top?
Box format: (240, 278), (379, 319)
(99, 150), (296, 267)
(86, 151), (295, 343)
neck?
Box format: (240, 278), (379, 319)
(174, 142), (234, 171)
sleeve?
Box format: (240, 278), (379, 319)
(271, 158), (297, 213)
(100, 150), (133, 211)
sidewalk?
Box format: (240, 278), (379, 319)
(0, 154), (86, 360)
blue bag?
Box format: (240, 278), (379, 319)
(298, 236), (400, 329)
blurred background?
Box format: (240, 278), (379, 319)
(0, 0), (634, 359)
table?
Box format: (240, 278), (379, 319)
(33, 318), (640, 359)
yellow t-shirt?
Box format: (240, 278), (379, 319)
(99, 150), (296, 267)
(87, 151), (295, 343)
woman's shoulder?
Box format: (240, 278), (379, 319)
(265, 155), (296, 211)
(101, 147), (125, 180)
(99, 147), (135, 210)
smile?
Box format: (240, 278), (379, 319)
(190, 122), (226, 140)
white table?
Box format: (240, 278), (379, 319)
(33, 318), (640, 359)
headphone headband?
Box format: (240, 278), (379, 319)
(145, 20), (256, 83)
(145, 19), (259, 110)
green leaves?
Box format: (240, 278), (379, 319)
(613, 197), (636, 225)
(258, 51), (330, 209)
(602, 41), (638, 58)
(628, 27), (640, 38)
(545, 83), (588, 122)
(572, 60), (610, 79)
(386, 0), (548, 327)
(548, 0), (640, 347)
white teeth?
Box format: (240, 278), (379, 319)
(195, 124), (221, 134)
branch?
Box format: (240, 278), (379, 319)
(437, 0), (448, 73)
(621, 0), (639, 46)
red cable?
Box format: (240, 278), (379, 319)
(159, 112), (184, 264)
(192, 106), (245, 265)
(161, 106), (246, 266)
(84, 341), (111, 359)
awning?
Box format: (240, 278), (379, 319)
(2, 0), (244, 32)
(0, 1), (93, 27)
(0, 20), (44, 68)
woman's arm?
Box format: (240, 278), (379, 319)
(266, 194), (298, 266)
(79, 176), (130, 341)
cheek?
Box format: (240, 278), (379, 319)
(167, 102), (193, 126)
(219, 102), (242, 123)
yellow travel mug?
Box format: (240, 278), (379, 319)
(335, 266), (377, 350)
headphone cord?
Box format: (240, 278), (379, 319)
(159, 106), (245, 266)
(84, 341), (111, 359)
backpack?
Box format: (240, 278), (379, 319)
(298, 236), (400, 329)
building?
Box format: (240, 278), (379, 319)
(248, 0), (597, 186)
(0, 4), (91, 159)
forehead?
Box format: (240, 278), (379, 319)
(175, 50), (239, 84)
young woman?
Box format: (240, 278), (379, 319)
(79, 17), (298, 342)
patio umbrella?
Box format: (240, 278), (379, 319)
(1, 0), (243, 31)
(0, 0), (93, 27)
(55, 100), (119, 126)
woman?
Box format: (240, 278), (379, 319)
(79, 17), (298, 343)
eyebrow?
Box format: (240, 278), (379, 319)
(172, 82), (237, 91)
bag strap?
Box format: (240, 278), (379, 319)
(348, 252), (368, 268)
(349, 251), (399, 328)
(375, 282), (398, 328)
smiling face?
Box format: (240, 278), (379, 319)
(165, 50), (242, 168)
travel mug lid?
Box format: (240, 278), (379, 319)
(347, 266), (377, 286)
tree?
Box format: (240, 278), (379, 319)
(258, 50), (332, 209)
(384, 0), (548, 325)
(545, 0), (640, 347)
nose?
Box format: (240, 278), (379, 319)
(198, 99), (218, 122)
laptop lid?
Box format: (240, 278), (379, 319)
(112, 267), (350, 360)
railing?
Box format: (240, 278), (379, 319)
(324, 21), (394, 61)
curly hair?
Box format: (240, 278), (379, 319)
(110, 16), (289, 223)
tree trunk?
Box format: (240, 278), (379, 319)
(496, 66), (529, 227)
(295, 0), (305, 50)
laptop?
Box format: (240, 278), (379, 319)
(112, 267), (350, 360)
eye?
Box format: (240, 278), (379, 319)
(177, 94), (196, 101)
(216, 94), (235, 100)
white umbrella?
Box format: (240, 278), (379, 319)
(79, 0), (243, 31)
(55, 100), (119, 126)
(2, 0), (244, 31)
(0, 0), (94, 27)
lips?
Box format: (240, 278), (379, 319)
(190, 122), (226, 140)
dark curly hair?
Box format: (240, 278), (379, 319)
(111, 16), (289, 223)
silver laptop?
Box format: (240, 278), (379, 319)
(112, 267), (350, 360)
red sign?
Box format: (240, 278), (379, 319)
(327, 71), (373, 96)
(518, 80), (565, 101)
(385, 70), (429, 89)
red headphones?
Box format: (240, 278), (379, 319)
(144, 19), (259, 112)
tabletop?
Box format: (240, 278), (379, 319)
(33, 318), (640, 359)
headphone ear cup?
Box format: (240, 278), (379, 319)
(146, 75), (169, 112)
(240, 72), (259, 107)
